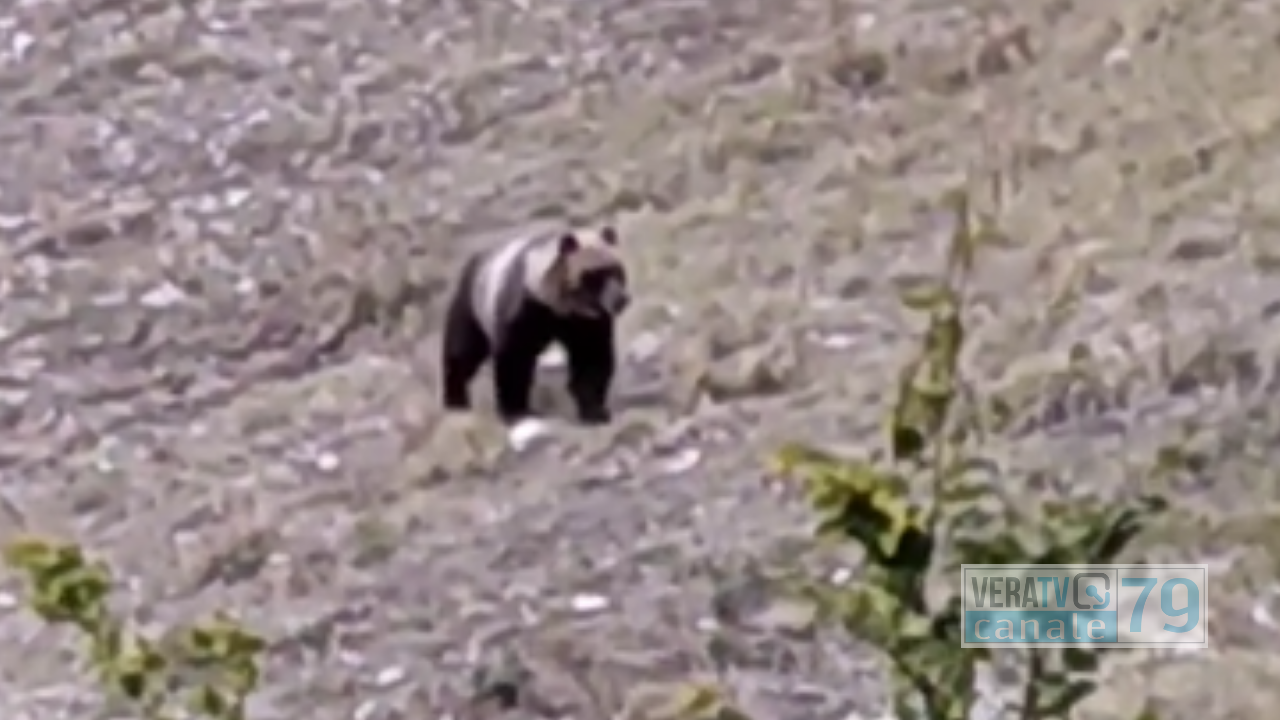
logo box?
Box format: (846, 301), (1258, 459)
(961, 564), (1208, 649)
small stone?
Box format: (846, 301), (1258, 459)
(538, 346), (567, 369)
(1250, 598), (1277, 629)
(1104, 45), (1131, 67)
(315, 452), (340, 472)
(374, 665), (406, 687)
(751, 598), (817, 635)
(223, 187), (252, 208)
(701, 339), (796, 401)
(816, 332), (857, 349)
(10, 31), (35, 59)
(139, 281), (187, 308)
(507, 418), (554, 453)
(628, 331), (665, 363)
(570, 593), (611, 613)
(653, 447), (701, 476)
(353, 699), (379, 720)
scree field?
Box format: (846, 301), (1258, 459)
(2, 0), (1280, 718)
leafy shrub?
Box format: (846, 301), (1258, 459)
(674, 190), (1170, 720)
(3, 537), (265, 720)
(775, 190), (1168, 719)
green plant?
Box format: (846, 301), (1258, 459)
(663, 683), (756, 720)
(3, 536), (266, 720)
(770, 190), (1168, 720)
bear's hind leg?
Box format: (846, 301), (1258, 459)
(441, 297), (490, 412)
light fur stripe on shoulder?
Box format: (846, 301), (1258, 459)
(473, 234), (539, 339)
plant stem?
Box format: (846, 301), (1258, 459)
(1020, 649), (1044, 720)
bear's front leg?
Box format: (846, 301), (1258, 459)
(560, 320), (616, 425)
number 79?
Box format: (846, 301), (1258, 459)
(1122, 577), (1199, 633)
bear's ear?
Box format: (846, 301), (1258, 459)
(557, 233), (580, 254)
(599, 226), (618, 245)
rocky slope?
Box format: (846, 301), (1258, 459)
(3, 0), (1280, 718)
